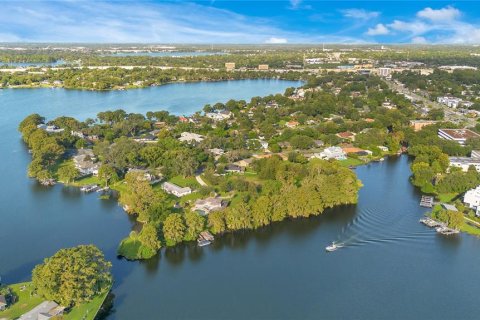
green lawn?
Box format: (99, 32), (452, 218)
(460, 221), (480, 236)
(64, 289), (110, 320)
(339, 157), (364, 167)
(70, 175), (103, 187)
(0, 282), (110, 320)
(436, 193), (459, 203)
(117, 236), (156, 260)
(0, 282), (43, 319)
(168, 175), (199, 188)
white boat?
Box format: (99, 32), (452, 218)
(197, 239), (211, 247)
(325, 242), (343, 252)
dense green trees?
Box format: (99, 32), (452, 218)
(163, 213), (186, 246)
(32, 245), (112, 307)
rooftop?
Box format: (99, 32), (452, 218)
(439, 128), (480, 140)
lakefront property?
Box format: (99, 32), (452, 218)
(5, 1), (480, 318)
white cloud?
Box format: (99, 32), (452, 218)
(265, 37), (288, 44)
(417, 6), (461, 22)
(412, 36), (427, 44)
(0, 2), (298, 43)
(366, 24), (389, 36)
(290, 0), (302, 9)
(342, 9), (380, 20)
(388, 20), (430, 36)
(383, 6), (480, 44)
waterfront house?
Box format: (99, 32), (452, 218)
(464, 186), (480, 216)
(72, 149), (99, 176)
(162, 182), (192, 197)
(0, 295), (7, 311)
(19, 301), (65, 320)
(192, 197), (227, 215)
(37, 124), (64, 133)
(313, 146), (347, 160)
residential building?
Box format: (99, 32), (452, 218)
(0, 295), (6, 311)
(225, 62), (235, 71)
(233, 158), (254, 168)
(205, 110), (232, 121)
(19, 301), (65, 320)
(161, 182), (192, 197)
(336, 131), (356, 141)
(258, 64), (269, 70)
(378, 67), (392, 77)
(37, 124), (64, 133)
(192, 197), (227, 215)
(179, 132), (204, 143)
(410, 120), (437, 132)
(378, 146), (389, 152)
(449, 157), (480, 172)
(471, 150), (480, 158)
(225, 164), (245, 173)
(208, 148), (225, 157)
(72, 149), (99, 176)
(285, 121), (299, 128)
(437, 96), (463, 108)
(464, 186), (480, 216)
(313, 146), (347, 160)
(438, 129), (480, 145)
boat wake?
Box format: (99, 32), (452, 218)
(333, 205), (434, 249)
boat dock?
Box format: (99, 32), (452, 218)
(80, 184), (100, 192)
(420, 196), (434, 208)
(420, 218), (459, 235)
(419, 217), (444, 228)
(435, 226), (460, 235)
(197, 231), (214, 247)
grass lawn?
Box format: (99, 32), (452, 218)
(117, 236), (156, 260)
(168, 175), (199, 188)
(436, 193), (459, 203)
(70, 175), (103, 187)
(64, 289), (110, 320)
(339, 157), (364, 167)
(0, 282), (43, 319)
(460, 221), (480, 236)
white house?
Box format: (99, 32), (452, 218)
(179, 132), (204, 144)
(72, 149), (99, 176)
(192, 197), (226, 215)
(162, 182), (192, 197)
(312, 146), (347, 161)
(205, 110), (232, 121)
(464, 185), (480, 216)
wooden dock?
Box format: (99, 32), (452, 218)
(420, 195), (434, 208)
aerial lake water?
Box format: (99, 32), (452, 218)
(1, 79), (480, 319)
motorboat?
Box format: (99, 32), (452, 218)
(325, 242), (343, 252)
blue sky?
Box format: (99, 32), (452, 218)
(1, 1), (480, 43)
